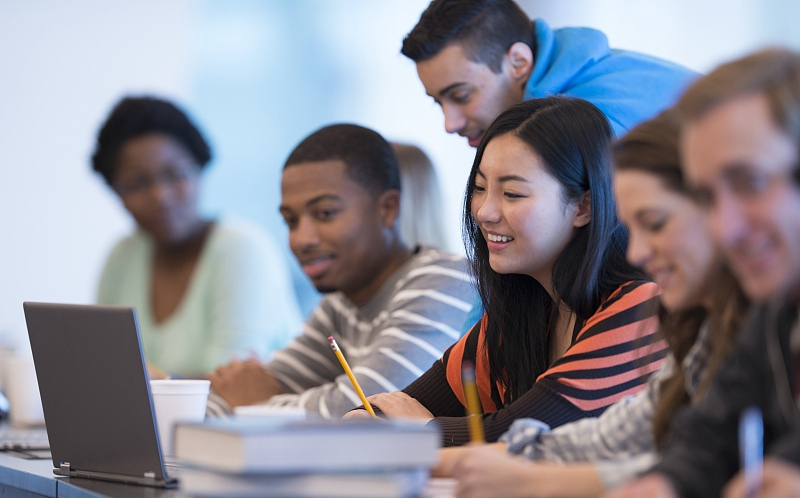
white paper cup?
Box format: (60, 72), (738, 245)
(150, 379), (210, 456)
(0, 345), (17, 393)
(4, 355), (44, 426)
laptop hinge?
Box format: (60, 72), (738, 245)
(60, 462), (71, 474)
(144, 471), (156, 486)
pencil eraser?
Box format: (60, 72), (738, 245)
(328, 336), (334, 343)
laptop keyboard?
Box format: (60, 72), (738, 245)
(0, 426), (49, 450)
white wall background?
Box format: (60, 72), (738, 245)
(1, 0), (799, 352)
(0, 1), (196, 353)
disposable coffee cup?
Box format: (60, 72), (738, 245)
(0, 344), (17, 392)
(150, 379), (210, 456)
(4, 355), (44, 426)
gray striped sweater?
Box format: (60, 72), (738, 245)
(262, 247), (477, 419)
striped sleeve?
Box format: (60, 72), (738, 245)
(263, 304), (345, 398)
(534, 281), (665, 413)
(533, 354), (674, 462)
(265, 250), (477, 419)
(424, 280), (667, 447)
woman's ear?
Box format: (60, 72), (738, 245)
(573, 191), (591, 228)
(378, 189), (401, 228)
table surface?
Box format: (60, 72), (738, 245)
(0, 452), (181, 498)
(0, 450), (455, 498)
(0, 454), (456, 498)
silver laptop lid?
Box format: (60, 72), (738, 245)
(23, 302), (174, 487)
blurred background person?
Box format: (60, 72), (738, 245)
(391, 142), (448, 251)
(92, 96), (302, 378)
(608, 47), (800, 498)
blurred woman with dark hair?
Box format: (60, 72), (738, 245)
(93, 96), (301, 378)
(391, 142), (448, 250)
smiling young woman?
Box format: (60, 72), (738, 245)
(348, 97), (666, 446)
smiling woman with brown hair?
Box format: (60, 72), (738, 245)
(93, 96), (301, 378)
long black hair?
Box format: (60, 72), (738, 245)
(463, 97), (648, 402)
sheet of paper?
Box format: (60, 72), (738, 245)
(422, 477), (456, 498)
(233, 404), (306, 420)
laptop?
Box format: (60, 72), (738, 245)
(0, 423), (49, 451)
(0, 391), (49, 453)
(23, 302), (177, 488)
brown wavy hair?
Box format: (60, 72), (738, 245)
(676, 49), (800, 144)
(614, 109), (749, 446)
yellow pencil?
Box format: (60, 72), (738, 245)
(328, 336), (377, 419)
(462, 361), (484, 442)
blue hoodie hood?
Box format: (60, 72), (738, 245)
(524, 19), (697, 136)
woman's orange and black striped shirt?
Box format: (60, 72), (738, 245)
(402, 280), (667, 447)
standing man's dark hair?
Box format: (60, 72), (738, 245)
(285, 124), (401, 196)
(402, 0), (534, 73)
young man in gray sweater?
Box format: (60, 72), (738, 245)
(208, 124), (476, 419)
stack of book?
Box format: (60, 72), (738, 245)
(174, 417), (440, 497)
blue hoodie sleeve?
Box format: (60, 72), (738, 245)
(524, 19), (697, 137)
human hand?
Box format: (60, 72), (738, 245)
(341, 408), (374, 420)
(724, 457), (800, 498)
(602, 473), (678, 498)
(433, 443), (507, 478)
(452, 444), (537, 498)
(207, 358), (283, 408)
(367, 391), (433, 421)
(146, 361), (168, 380)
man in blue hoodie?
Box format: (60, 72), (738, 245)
(402, 0), (696, 146)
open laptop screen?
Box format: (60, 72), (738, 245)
(23, 302), (172, 487)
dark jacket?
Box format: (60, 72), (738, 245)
(654, 299), (800, 498)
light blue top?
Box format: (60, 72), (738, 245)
(525, 19), (698, 137)
(97, 219), (302, 376)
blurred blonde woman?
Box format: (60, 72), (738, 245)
(391, 143), (448, 250)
